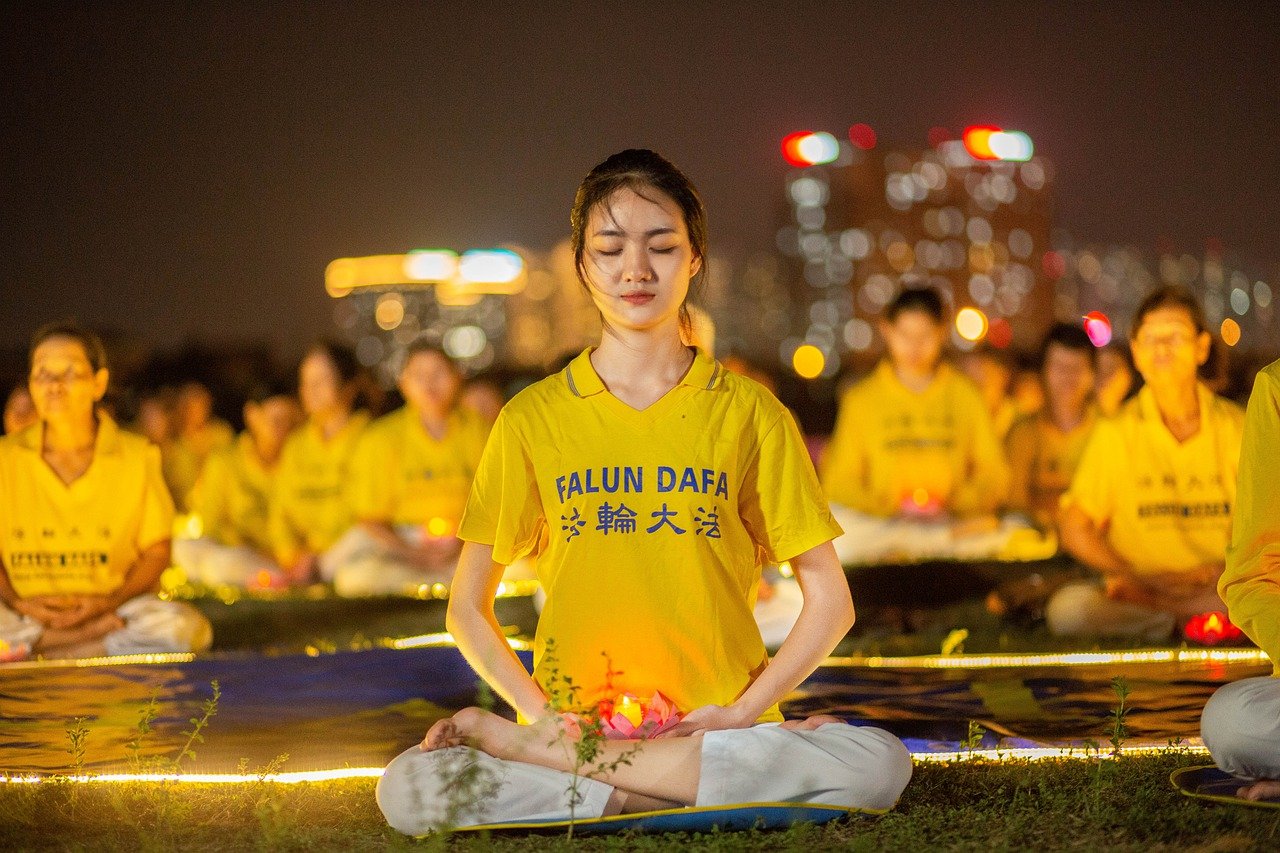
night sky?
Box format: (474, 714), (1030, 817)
(3, 2), (1277, 357)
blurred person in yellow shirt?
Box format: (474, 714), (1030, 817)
(326, 342), (490, 596)
(269, 341), (371, 585)
(1200, 356), (1280, 801)
(4, 385), (38, 436)
(1095, 343), (1135, 417)
(0, 323), (211, 661)
(961, 344), (1018, 442)
(1005, 323), (1099, 531)
(819, 286), (1013, 564)
(173, 382), (301, 589)
(1047, 288), (1244, 640)
(167, 381), (235, 510)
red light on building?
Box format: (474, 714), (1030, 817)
(782, 131), (814, 167)
(848, 123), (877, 150)
(1042, 250), (1067, 280)
(927, 126), (952, 148)
(962, 125), (1002, 160)
(987, 317), (1013, 349)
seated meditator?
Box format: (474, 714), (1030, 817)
(376, 149), (910, 834)
(818, 286), (1012, 564)
(173, 381), (302, 588)
(1004, 323), (1099, 533)
(1046, 287), (1244, 640)
(269, 341), (371, 586)
(0, 323), (211, 661)
(328, 341), (491, 596)
(960, 344), (1018, 442)
(166, 381), (236, 512)
(1200, 356), (1280, 801)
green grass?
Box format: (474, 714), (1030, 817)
(3, 753), (1278, 851)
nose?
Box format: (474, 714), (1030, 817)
(622, 245), (654, 283)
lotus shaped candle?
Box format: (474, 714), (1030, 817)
(1183, 611), (1243, 646)
(598, 691), (682, 740)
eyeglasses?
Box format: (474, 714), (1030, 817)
(1134, 329), (1196, 349)
(30, 368), (94, 386)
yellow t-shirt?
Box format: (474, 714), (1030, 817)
(269, 411), (369, 564)
(820, 360), (1010, 517)
(1219, 360), (1280, 673)
(1062, 383), (1244, 576)
(189, 433), (274, 552)
(459, 349), (842, 722)
(1005, 408), (1098, 528)
(349, 406), (490, 533)
(0, 415), (175, 598)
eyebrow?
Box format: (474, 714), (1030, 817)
(592, 227), (678, 238)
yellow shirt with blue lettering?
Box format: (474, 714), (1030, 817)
(349, 406), (490, 533)
(1062, 383), (1244, 576)
(269, 411), (369, 565)
(189, 432), (274, 552)
(459, 349), (842, 722)
(0, 415), (175, 598)
(1219, 360), (1280, 673)
(820, 360), (1010, 517)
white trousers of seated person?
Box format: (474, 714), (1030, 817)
(376, 722), (912, 836)
(173, 537), (279, 588)
(321, 525), (532, 598)
(828, 503), (1028, 564)
(1201, 676), (1280, 782)
(1044, 581), (1223, 641)
(0, 594), (213, 658)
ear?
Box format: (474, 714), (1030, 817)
(689, 252), (703, 280)
(1194, 330), (1212, 366)
(92, 368), (109, 402)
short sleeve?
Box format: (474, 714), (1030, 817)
(457, 410), (544, 565)
(347, 429), (395, 521)
(739, 408), (843, 563)
(1059, 418), (1121, 525)
(137, 444), (176, 550)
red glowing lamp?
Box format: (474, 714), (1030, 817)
(1183, 611), (1243, 646)
(849, 123), (877, 150)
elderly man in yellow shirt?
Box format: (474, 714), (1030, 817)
(819, 286), (1013, 564)
(324, 342), (490, 597)
(173, 382), (302, 589)
(0, 324), (211, 661)
(1046, 288), (1244, 640)
(1200, 357), (1280, 801)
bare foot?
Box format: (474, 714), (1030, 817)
(779, 714), (844, 731)
(1238, 779), (1280, 802)
(420, 706), (519, 755)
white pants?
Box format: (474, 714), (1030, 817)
(0, 594), (213, 659)
(173, 537), (279, 588)
(828, 504), (1032, 565)
(376, 722), (912, 836)
(1201, 676), (1280, 782)
(1044, 581), (1223, 641)
(320, 525), (451, 597)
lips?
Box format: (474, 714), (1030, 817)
(622, 292), (655, 305)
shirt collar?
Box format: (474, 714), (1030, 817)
(563, 347), (723, 399)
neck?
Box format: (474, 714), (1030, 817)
(893, 363), (937, 393)
(1150, 380), (1201, 438)
(1048, 398), (1087, 432)
(592, 323), (692, 388)
(315, 408), (351, 440)
(44, 411), (98, 451)
(252, 438), (283, 468)
(416, 406), (449, 438)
